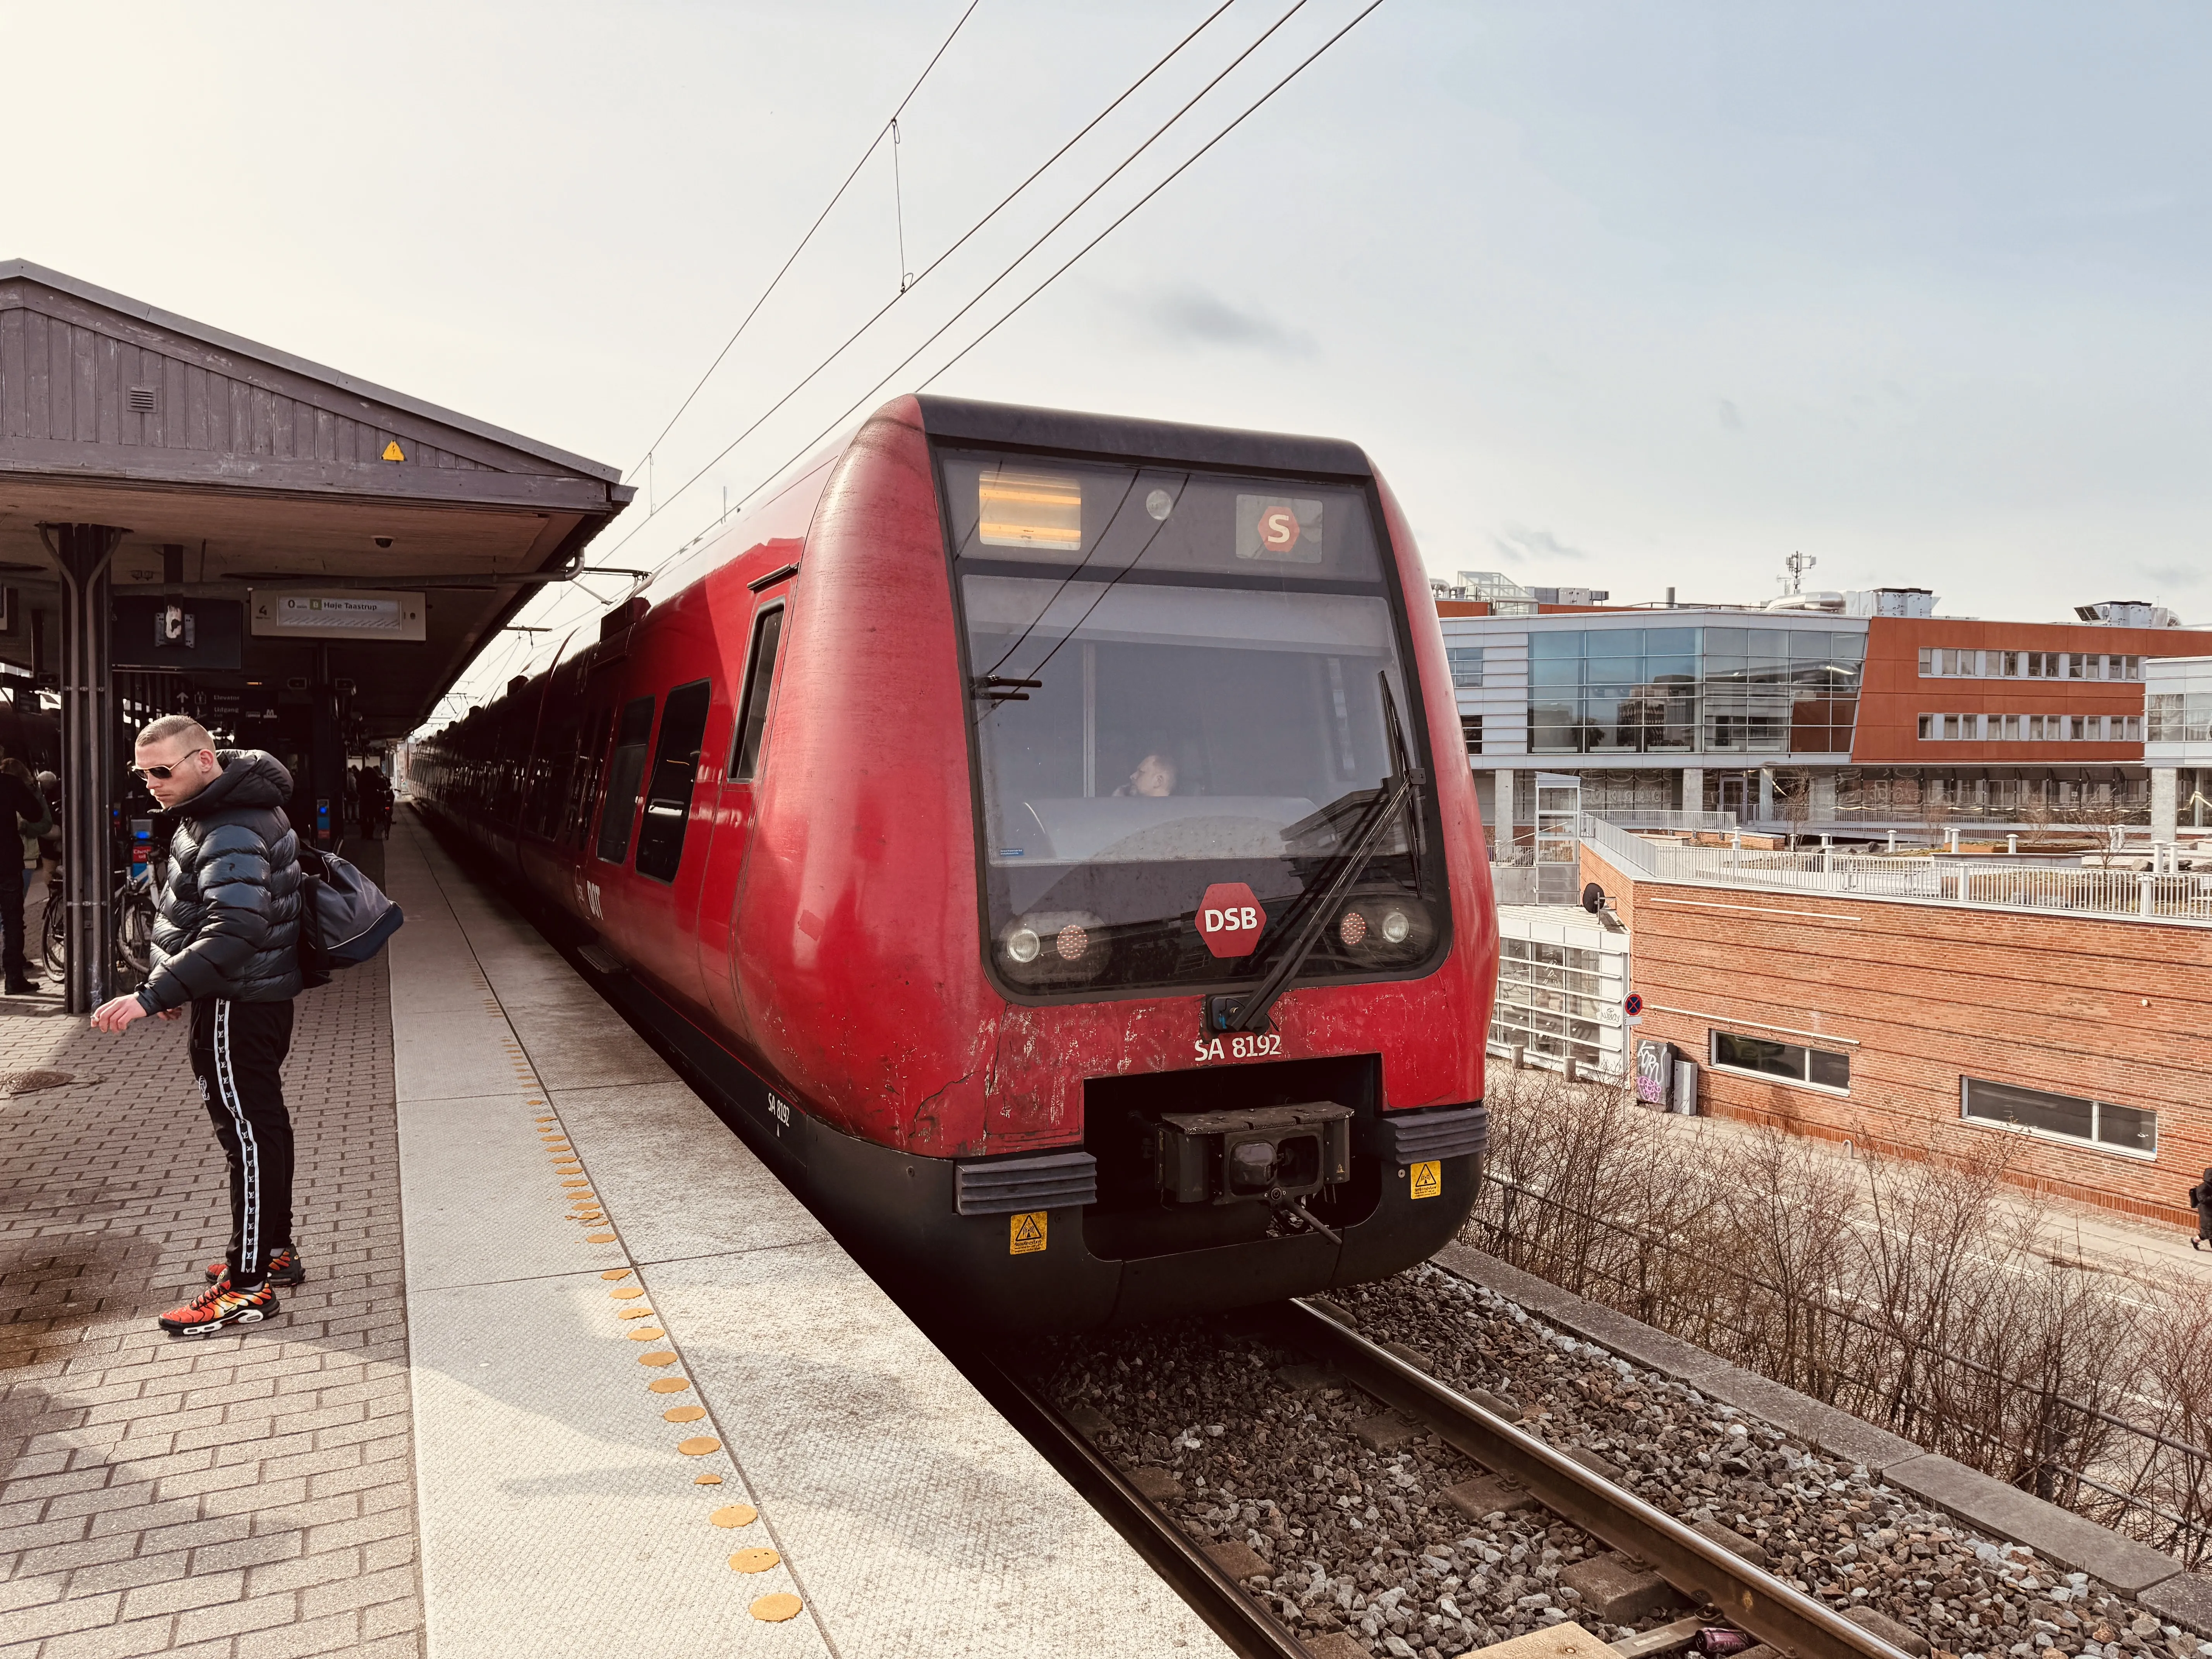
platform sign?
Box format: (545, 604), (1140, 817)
(1195, 883), (1267, 958)
(1635, 1039), (1674, 1106)
(250, 589), (426, 643)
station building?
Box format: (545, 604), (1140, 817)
(1433, 572), (2212, 853)
(0, 259), (631, 1009)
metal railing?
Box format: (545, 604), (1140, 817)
(1582, 814), (2212, 926)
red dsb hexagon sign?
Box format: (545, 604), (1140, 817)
(1195, 882), (1267, 959)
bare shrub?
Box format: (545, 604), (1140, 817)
(1467, 1067), (2212, 1564)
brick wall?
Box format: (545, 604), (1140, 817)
(1582, 842), (2209, 1228)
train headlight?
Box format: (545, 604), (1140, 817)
(997, 912), (1105, 984)
(1329, 893), (1435, 966)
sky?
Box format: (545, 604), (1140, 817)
(9, 1), (2210, 724)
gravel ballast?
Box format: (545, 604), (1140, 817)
(1033, 1263), (2206, 1659)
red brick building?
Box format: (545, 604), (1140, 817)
(1578, 830), (2210, 1230)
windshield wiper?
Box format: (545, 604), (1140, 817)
(1210, 672), (1425, 1034)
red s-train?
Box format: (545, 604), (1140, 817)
(414, 395), (1498, 1331)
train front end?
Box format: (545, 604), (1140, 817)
(745, 396), (1497, 1331)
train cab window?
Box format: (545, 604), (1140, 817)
(940, 448), (1449, 997)
(730, 605), (785, 781)
(594, 695), (656, 863)
(634, 679), (713, 881)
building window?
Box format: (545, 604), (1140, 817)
(1962, 1077), (2156, 1158)
(1447, 646), (1485, 688)
(1523, 625), (1862, 757)
(1461, 715), (1482, 757)
(1710, 1029), (1850, 1092)
(1490, 936), (1625, 1074)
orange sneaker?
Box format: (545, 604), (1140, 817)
(158, 1282), (280, 1337)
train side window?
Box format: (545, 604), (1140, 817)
(634, 679), (713, 882)
(594, 695), (656, 863)
(730, 605), (785, 781)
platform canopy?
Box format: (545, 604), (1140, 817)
(0, 259), (632, 739)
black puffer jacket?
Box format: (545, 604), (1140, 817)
(138, 750), (304, 1010)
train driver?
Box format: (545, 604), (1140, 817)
(1115, 752), (1177, 799)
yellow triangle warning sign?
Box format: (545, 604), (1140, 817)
(1009, 1211), (1047, 1254)
(381, 440), (405, 462)
(1410, 1160), (1441, 1200)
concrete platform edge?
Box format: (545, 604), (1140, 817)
(1431, 1241), (2196, 1618)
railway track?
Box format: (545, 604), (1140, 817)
(968, 1297), (1917, 1659)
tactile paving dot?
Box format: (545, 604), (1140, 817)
(609, 1287), (645, 1300)
(647, 1377), (691, 1395)
(678, 1437), (721, 1456)
(638, 1351), (678, 1367)
(710, 1504), (758, 1528)
(564, 1179), (592, 1188)
(585, 1232), (617, 1243)
(601, 1269), (633, 1281)
(751, 1593), (802, 1623)
(694, 1473), (722, 1485)
(617, 1307), (655, 1320)
(729, 1547), (779, 1573)
(627, 1328), (666, 1341)
(663, 1405), (707, 1423)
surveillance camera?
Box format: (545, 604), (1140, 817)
(373, 536), (394, 549)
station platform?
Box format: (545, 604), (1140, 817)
(1, 815), (1224, 1658)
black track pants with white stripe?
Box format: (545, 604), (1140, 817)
(189, 996), (297, 1290)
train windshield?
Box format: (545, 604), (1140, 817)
(941, 447), (1448, 997)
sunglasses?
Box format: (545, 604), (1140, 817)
(129, 750), (210, 783)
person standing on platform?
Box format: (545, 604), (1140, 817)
(89, 716), (306, 1337)
(0, 753), (45, 994)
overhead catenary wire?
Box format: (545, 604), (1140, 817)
(582, 0), (1249, 577)
(636, 0), (1388, 592)
(448, 0), (1385, 717)
(622, 0), (981, 484)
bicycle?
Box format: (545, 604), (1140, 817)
(41, 864), (158, 983)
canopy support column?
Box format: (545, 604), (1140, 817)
(45, 522), (126, 1015)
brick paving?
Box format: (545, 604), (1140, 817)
(0, 846), (422, 1658)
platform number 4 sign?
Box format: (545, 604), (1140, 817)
(1010, 1211), (1047, 1254)
(1409, 1161), (1441, 1200)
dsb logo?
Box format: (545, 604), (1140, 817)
(1195, 882), (1267, 959)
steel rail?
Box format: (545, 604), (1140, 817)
(1278, 1298), (1915, 1659)
(960, 1345), (1313, 1659)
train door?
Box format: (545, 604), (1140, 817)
(584, 690), (654, 939)
(614, 673), (723, 1008)
(695, 582), (790, 1037)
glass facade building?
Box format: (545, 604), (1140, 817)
(1527, 626), (1864, 756)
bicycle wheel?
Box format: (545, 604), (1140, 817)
(115, 886), (154, 977)
(40, 888), (65, 977)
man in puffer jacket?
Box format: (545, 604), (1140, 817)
(91, 716), (306, 1337)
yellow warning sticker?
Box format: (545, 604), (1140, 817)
(1010, 1211), (1047, 1254)
(1410, 1160), (1442, 1200)
(381, 440), (405, 462)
